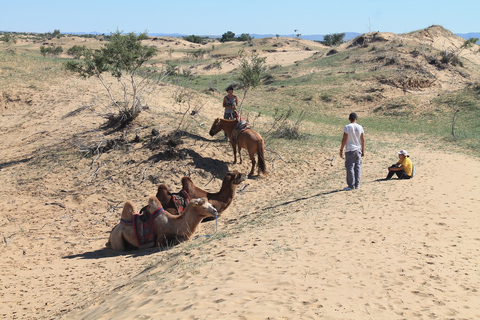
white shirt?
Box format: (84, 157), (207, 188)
(344, 123), (364, 152)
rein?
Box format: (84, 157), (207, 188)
(193, 216), (218, 240)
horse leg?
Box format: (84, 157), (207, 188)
(230, 140), (238, 164)
(238, 146), (243, 164)
(248, 148), (256, 176)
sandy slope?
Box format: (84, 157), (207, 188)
(64, 145), (480, 320)
(2, 86), (480, 319)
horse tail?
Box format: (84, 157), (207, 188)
(257, 139), (267, 175)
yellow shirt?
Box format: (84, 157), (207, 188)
(398, 157), (413, 177)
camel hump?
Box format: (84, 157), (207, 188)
(181, 176), (194, 190)
(157, 184), (170, 194)
(147, 196), (162, 212)
(121, 200), (136, 220)
(181, 176), (192, 184)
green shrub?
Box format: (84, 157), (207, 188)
(183, 35), (205, 44)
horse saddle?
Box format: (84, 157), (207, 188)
(232, 121), (250, 143)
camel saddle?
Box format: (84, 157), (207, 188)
(172, 189), (190, 214)
(123, 207), (164, 247)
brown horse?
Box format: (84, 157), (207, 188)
(209, 118), (267, 176)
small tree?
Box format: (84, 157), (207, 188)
(235, 51), (267, 114)
(237, 33), (253, 42)
(183, 34), (205, 44)
(220, 31), (236, 42)
(65, 30), (160, 126)
(321, 33), (345, 46)
(461, 37), (479, 48)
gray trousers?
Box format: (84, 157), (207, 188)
(345, 150), (362, 188)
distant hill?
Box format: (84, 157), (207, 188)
(455, 33), (480, 43)
(146, 32), (479, 43)
(5, 30), (478, 44)
(144, 32), (361, 41)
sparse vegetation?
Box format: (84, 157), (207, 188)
(40, 45), (63, 57)
(220, 31), (253, 42)
(66, 45), (87, 58)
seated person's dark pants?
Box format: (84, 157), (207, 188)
(386, 165), (411, 179)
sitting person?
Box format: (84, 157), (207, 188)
(385, 150), (413, 180)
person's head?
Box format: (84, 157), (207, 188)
(398, 149), (408, 159)
(348, 112), (358, 123)
(226, 86), (234, 94)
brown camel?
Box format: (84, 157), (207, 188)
(106, 197), (217, 251)
(155, 170), (246, 216)
(147, 196), (218, 247)
(209, 118), (267, 176)
(155, 184), (189, 215)
(181, 170), (246, 215)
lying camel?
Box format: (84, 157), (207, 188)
(155, 183), (189, 215)
(181, 170), (246, 215)
(147, 196), (218, 247)
(106, 200), (151, 251)
(156, 170), (246, 217)
(106, 197), (217, 251)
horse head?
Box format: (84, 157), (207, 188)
(209, 118), (222, 136)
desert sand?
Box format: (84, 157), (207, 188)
(1, 29), (480, 320)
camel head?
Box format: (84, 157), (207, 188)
(190, 198), (218, 218)
(225, 170), (247, 185)
(146, 196), (163, 214)
(209, 118), (222, 136)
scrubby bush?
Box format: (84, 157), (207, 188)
(66, 45), (87, 58)
(65, 30), (161, 126)
(440, 49), (463, 67)
(40, 45), (63, 57)
(320, 33), (345, 47)
(183, 35), (205, 44)
(462, 37), (479, 48)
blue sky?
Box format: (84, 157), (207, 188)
(1, 0), (478, 35)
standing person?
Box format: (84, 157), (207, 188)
(340, 112), (365, 191)
(223, 86), (238, 120)
(385, 150), (413, 179)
